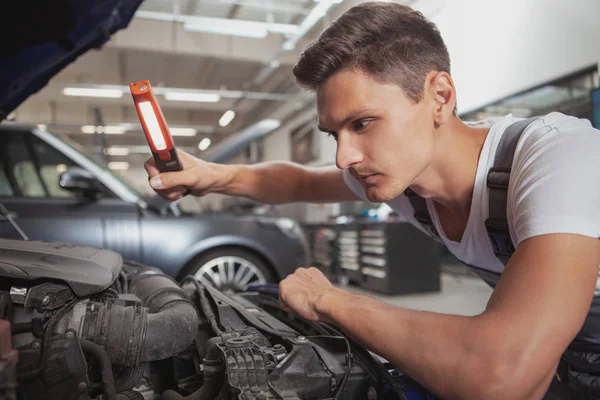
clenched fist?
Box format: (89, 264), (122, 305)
(278, 267), (343, 323)
(144, 150), (232, 202)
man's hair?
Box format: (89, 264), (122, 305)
(293, 2), (451, 104)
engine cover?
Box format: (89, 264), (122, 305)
(0, 239), (121, 297)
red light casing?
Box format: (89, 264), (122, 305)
(129, 80), (183, 172)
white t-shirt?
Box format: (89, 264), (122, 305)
(343, 112), (600, 291)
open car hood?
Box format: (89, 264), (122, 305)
(0, 0), (143, 120)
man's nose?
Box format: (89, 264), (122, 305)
(335, 136), (362, 170)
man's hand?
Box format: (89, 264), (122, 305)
(144, 150), (232, 202)
(278, 267), (343, 322)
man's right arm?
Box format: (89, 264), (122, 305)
(229, 161), (359, 204)
(144, 150), (359, 204)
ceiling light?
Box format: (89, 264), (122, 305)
(81, 125), (125, 135)
(104, 147), (131, 156)
(164, 92), (221, 103)
(169, 127), (197, 136)
(103, 125), (126, 134)
(108, 161), (130, 171)
(183, 18), (269, 38)
(63, 87), (123, 98)
(198, 138), (212, 151)
(219, 110), (235, 127)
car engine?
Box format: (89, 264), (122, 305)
(0, 238), (434, 400)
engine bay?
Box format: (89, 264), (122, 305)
(0, 239), (434, 400)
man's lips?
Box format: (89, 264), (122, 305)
(355, 173), (379, 184)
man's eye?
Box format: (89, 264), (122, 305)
(353, 119), (371, 131)
(328, 132), (338, 141)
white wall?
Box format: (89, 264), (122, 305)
(262, 121), (292, 162)
(427, 0), (600, 113)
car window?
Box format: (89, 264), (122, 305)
(0, 170), (13, 196)
(0, 132), (47, 197)
(30, 136), (119, 199)
(29, 137), (78, 198)
(13, 161), (46, 197)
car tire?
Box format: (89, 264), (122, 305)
(184, 247), (275, 291)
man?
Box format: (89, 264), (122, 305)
(144, 2), (600, 399)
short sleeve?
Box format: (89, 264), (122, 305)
(507, 114), (600, 246)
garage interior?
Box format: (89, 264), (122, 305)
(7, 0), (599, 310)
(2, 0), (600, 399)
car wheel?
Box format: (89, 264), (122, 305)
(187, 247), (275, 291)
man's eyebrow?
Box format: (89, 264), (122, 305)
(318, 106), (374, 133)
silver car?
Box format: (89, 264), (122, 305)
(0, 124), (310, 290)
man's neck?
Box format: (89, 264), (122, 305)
(410, 116), (490, 219)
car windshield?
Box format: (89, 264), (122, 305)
(57, 135), (145, 198)
(56, 135), (184, 213)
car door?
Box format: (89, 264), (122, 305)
(0, 128), (142, 261)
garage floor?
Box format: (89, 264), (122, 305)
(336, 264), (494, 316)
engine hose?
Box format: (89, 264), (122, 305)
(161, 337), (224, 400)
(160, 365), (224, 400)
(81, 339), (117, 400)
(115, 365), (145, 393)
(10, 322), (31, 334)
(116, 391), (144, 400)
(82, 266), (199, 365)
(129, 271), (199, 361)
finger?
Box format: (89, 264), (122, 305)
(149, 170), (193, 191)
(278, 292), (292, 313)
(144, 157), (160, 177)
(163, 186), (188, 201)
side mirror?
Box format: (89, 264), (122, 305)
(59, 167), (101, 200)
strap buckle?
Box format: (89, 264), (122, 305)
(415, 211), (438, 239)
(484, 218), (514, 257)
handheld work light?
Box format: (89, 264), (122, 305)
(130, 80), (183, 172)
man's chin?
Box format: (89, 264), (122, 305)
(365, 187), (396, 203)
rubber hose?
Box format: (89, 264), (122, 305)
(81, 339), (117, 400)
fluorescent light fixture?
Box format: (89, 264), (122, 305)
(104, 147), (131, 156)
(63, 87), (123, 98)
(198, 138), (212, 151)
(81, 125), (125, 135)
(108, 162), (130, 171)
(184, 20), (267, 38)
(164, 92), (221, 103)
(103, 125), (126, 134)
(219, 110), (235, 127)
(183, 17), (299, 39)
(170, 127), (197, 136)
(138, 101), (166, 150)
(137, 11), (298, 37)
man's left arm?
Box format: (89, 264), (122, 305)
(279, 233), (600, 400)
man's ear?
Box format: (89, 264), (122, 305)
(427, 71), (456, 125)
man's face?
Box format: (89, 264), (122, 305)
(317, 69), (436, 202)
